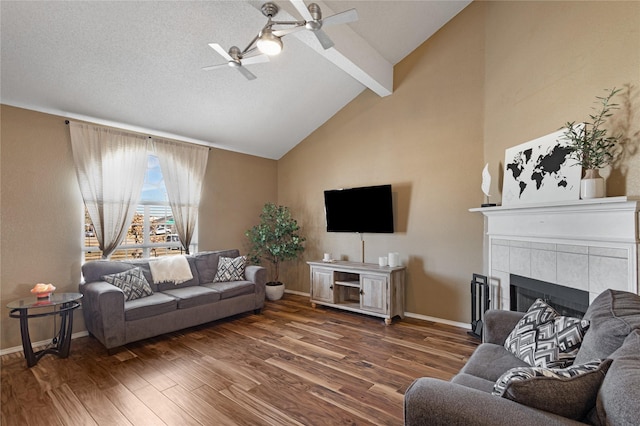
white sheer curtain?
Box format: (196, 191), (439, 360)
(153, 138), (209, 254)
(69, 122), (149, 259)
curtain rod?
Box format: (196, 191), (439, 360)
(65, 120), (211, 149)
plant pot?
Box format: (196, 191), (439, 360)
(580, 169), (605, 199)
(265, 282), (285, 301)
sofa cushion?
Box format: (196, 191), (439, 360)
(194, 251), (221, 283)
(83, 259), (157, 290)
(505, 298), (589, 368)
(101, 267), (154, 301)
(126, 260), (155, 289)
(459, 343), (530, 382)
(492, 359), (611, 421)
(161, 286), (221, 309)
(574, 289), (640, 364)
(203, 280), (255, 300)
(593, 329), (640, 426)
(124, 292), (178, 321)
(83, 260), (137, 284)
(213, 256), (247, 282)
(194, 250), (241, 283)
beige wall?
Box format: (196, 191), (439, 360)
(277, 1), (640, 324)
(484, 1), (640, 200)
(199, 149), (277, 252)
(277, 2), (486, 323)
(1, 106), (85, 349)
(0, 105), (277, 350)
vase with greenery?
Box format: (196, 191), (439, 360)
(245, 203), (305, 300)
(560, 87), (622, 198)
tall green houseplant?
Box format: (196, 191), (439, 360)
(245, 203), (305, 284)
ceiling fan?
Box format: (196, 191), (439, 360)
(289, 0), (359, 50)
(202, 43), (269, 81)
(202, 1), (358, 80)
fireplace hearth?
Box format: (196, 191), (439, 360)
(510, 274), (589, 317)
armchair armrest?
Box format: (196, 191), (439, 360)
(404, 378), (583, 426)
(483, 309), (524, 345)
(79, 281), (126, 349)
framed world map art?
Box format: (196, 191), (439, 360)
(502, 127), (582, 206)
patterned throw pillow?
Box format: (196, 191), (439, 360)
(504, 298), (590, 368)
(504, 299), (559, 363)
(492, 359), (612, 420)
(535, 316), (590, 368)
(102, 267), (154, 301)
(213, 256), (247, 282)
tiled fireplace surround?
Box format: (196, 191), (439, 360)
(472, 197), (640, 311)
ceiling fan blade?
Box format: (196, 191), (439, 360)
(236, 66), (257, 81)
(322, 8), (358, 27)
(273, 26), (305, 37)
(241, 54), (270, 65)
(290, 0), (313, 21)
(208, 43), (233, 61)
(314, 29), (334, 49)
(201, 63), (229, 71)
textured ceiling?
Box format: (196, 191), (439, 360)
(1, 1), (470, 159)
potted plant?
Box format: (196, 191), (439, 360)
(560, 87), (622, 199)
(245, 203), (305, 301)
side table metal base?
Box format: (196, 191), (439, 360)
(9, 300), (80, 367)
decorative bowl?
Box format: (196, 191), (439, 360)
(31, 283), (56, 299)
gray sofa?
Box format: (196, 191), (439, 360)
(79, 249), (266, 351)
(404, 289), (640, 425)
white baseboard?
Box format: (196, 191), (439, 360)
(283, 289), (309, 297)
(284, 290), (471, 330)
(403, 312), (471, 330)
(0, 330), (89, 357)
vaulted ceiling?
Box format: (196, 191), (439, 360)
(1, 1), (470, 159)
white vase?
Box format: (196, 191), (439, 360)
(580, 169), (605, 199)
(388, 252), (400, 267)
(265, 283), (285, 301)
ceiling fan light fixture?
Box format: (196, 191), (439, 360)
(257, 29), (283, 55)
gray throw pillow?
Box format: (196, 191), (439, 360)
(493, 359), (612, 420)
(102, 267), (154, 301)
(213, 256), (247, 282)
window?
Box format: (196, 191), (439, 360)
(83, 154), (197, 261)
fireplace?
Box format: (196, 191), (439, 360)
(471, 197), (640, 311)
(510, 274), (589, 317)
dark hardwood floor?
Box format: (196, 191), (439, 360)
(1, 294), (478, 425)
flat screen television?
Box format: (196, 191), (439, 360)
(324, 184), (394, 233)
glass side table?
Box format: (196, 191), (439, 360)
(7, 292), (82, 367)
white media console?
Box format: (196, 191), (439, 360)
(307, 260), (406, 325)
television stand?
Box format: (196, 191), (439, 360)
(307, 260), (405, 325)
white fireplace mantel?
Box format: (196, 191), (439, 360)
(470, 197), (640, 309)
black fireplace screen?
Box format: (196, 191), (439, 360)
(510, 274), (589, 317)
